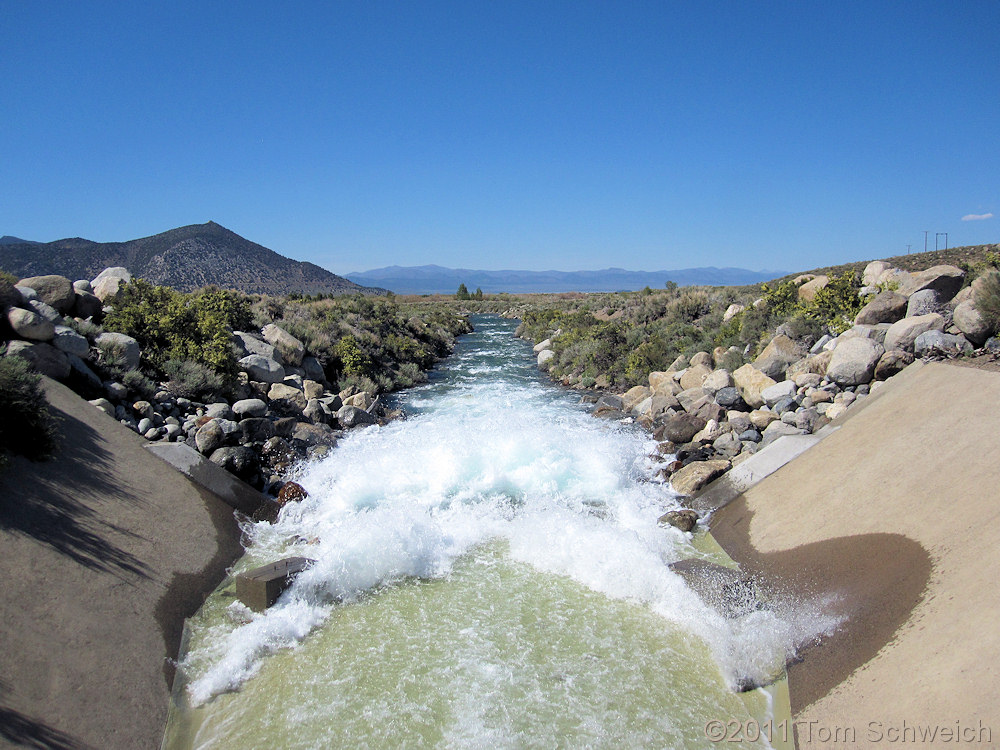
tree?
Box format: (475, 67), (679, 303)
(474, 287), (484, 300)
(456, 283), (470, 300)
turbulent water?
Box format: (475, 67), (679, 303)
(172, 315), (833, 749)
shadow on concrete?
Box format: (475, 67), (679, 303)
(0, 403), (149, 579)
(0, 679), (92, 750)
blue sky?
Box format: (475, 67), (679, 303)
(1, 1), (997, 274)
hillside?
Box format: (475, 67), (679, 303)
(346, 264), (785, 294)
(0, 222), (383, 296)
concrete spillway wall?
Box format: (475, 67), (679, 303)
(0, 378), (252, 749)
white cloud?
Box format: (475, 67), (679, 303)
(961, 212), (994, 221)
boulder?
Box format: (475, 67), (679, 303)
(262, 323), (305, 366)
(797, 275), (829, 302)
(301, 356), (326, 383)
(755, 334), (802, 368)
(897, 265), (965, 301)
(661, 413), (707, 444)
(195, 419), (225, 454)
(233, 331), (278, 361)
(89, 398), (116, 418)
(51, 325), (90, 357)
(205, 402), (234, 421)
(701, 369), (733, 394)
(7, 307), (55, 341)
(337, 405), (377, 428)
(622, 385), (652, 413)
(17, 275), (75, 313)
(748, 409), (780, 430)
(714, 386), (744, 409)
(723, 304), (745, 322)
(732, 364), (777, 409)
(66, 353), (102, 391)
(883, 313), (946, 352)
(95, 332), (141, 370)
(913, 330), (973, 356)
(862, 261), (891, 286)
(689, 351), (713, 368)
(762, 421), (805, 444)
(239, 354), (285, 384)
(874, 349), (914, 380)
(537, 349), (555, 367)
(73, 280), (94, 294)
(826, 336), (884, 386)
(786, 350), (833, 379)
(303, 380), (324, 401)
(760, 380), (797, 407)
(303, 399), (328, 424)
(952, 300), (992, 345)
(905, 289), (941, 318)
(4, 340), (71, 379)
(239, 418), (276, 444)
(73, 290), (103, 319)
(679, 364), (712, 391)
(29, 300), (63, 323)
(268, 382), (309, 413)
(854, 291), (908, 325)
(91, 267), (132, 301)
(675, 387), (708, 413)
(648, 371), (672, 393)
(232, 398), (268, 418)
(533, 338), (552, 353)
(292, 421), (339, 446)
(670, 459), (731, 495)
(657, 509), (699, 533)
(209, 446), (258, 479)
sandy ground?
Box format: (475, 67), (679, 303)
(711, 361), (1000, 748)
(0, 378), (247, 750)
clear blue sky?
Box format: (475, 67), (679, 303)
(1, 1), (997, 274)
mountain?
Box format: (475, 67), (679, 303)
(0, 222), (383, 296)
(345, 264), (785, 294)
(0, 235), (40, 245)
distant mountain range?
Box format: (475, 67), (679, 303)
(0, 222), (382, 296)
(346, 264), (785, 294)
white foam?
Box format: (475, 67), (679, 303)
(181, 318), (836, 706)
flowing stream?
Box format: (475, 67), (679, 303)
(166, 315), (829, 749)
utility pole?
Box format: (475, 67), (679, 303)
(906, 244), (912, 254)
(935, 232), (949, 251)
(924, 231), (929, 253)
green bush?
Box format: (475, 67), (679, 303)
(974, 271), (1000, 334)
(161, 359), (226, 400)
(0, 356), (58, 468)
(104, 280), (250, 379)
(122, 369), (157, 400)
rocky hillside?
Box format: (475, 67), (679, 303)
(0, 222), (383, 296)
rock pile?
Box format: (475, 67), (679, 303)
(2, 269), (396, 495)
(573, 261), (998, 505)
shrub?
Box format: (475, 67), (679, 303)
(974, 271), (1000, 334)
(161, 359), (226, 401)
(104, 279), (250, 379)
(0, 356), (58, 468)
(122, 369), (157, 400)
(65, 318), (103, 341)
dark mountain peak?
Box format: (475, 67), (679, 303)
(0, 235), (42, 246)
(0, 223), (384, 297)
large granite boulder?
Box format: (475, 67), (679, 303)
(195, 420), (225, 455)
(826, 336), (885, 386)
(905, 289), (941, 317)
(233, 331), (278, 361)
(661, 413), (707, 443)
(51, 325), (90, 356)
(732, 363), (777, 409)
(883, 313), (946, 352)
(622, 385), (652, 413)
(232, 398), (268, 418)
(91, 267), (132, 301)
(679, 364), (712, 391)
(7, 307), (55, 341)
(537, 349), (555, 367)
(913, 330), (973, 356)
(238, 354), (285, 384)
(863, 261), (892, 286)
(268, 382), (308, 413)
(897, 265), (965, 301)
(670, 459), (731, 495)
(874, 349), (914, 380)
(209, 446), (258, 479)
(262, 324), (305, 366)
(702, 368), (733, 394)
(855, 291), (908, 325)
(17, 275), (75, 313)
(760, 379), (797, 407)
(95, 332), (141, 370)
(337, 404), (377, 428)
(952, 300), (992, 345)
(797, 275), (829, 302)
